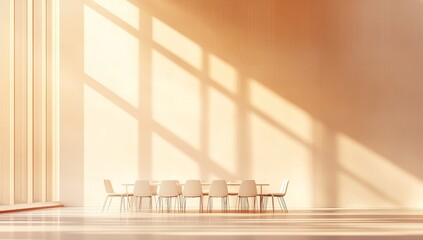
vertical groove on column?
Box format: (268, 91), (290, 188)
(46, 0), (53, 202)
(27, 0), (34, 204)
(14, 0), (28, 204)
(33, 0), (48, 203)
(26, 0), (34, 203)
(32, 0), (40, 202)
(46, 0), (59, 202)
(41, 0), (48, 203)
(9, 0), (15, 205)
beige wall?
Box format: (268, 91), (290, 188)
(60, 0), (423, 207)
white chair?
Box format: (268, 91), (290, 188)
(157, 180), (180, 212)
(207, 180), (229, 212)
(236, 180), (257, 212)
(182, 180), (204, 213)
(132, 180), (153, 212)
(102, 179), (133, 212)
(260, 180), (289, 212)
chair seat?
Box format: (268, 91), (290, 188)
(257, 193), (272, 197)
(108, 193), (133, 197)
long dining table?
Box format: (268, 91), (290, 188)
(121, 181), (270, 212)
(122, 181), (270, 194)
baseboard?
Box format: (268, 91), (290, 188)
(0, 202), (64, 213)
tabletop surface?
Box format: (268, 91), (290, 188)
(122, 182), (269, 186)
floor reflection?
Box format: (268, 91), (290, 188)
(0, 207), (423, 239)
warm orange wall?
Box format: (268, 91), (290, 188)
(60, 0), (423, 207)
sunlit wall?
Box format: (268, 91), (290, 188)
(60, 0), (423, 207)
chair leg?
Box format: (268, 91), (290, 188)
(167, 198), (170, 212)
(278, 196), (288, 212)
(259, 196), (263, 212)
(102, 196), (109, 212)
(129, 196), (134, 212)
(225, 197), (228, 212)
(261, 196), (268, 212)
(120, 196), (125, 212)
(128, 195), (132, 210)
(200, 196), (203, 213)
(264, 196), (268, 211)
(154, 196), (158, 211)
(107, 197), (113, 212)
(240, 197), (247, 212)
(207, 197), (211, 212)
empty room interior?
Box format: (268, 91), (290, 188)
(1, 0), (423, 239)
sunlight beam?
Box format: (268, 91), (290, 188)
(208, 88), (237, 176)
(152, 50), (201, 149)
(208, 54), (238, 94)
(152, 17), (202, 70)
(337, 134), (423, 207)
(84, 84), (138, 206)
(250, 112), (312, 206)
(92, 0), (139, 30)
(84, 5), (139, 108)
(248, 79), (312, 144)
(151, 133), (200, 181)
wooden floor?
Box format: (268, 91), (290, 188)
(1, 207), (423, 239)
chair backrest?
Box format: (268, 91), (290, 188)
(238, 180), (257, 197)
(209, 180), (228, 197)
(279, 180), (289, 196)
(104, 179), (115, 194)
(183, 180), (203, 197)
(158, 180), (179, 197)
(133, 180), (152, 197)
